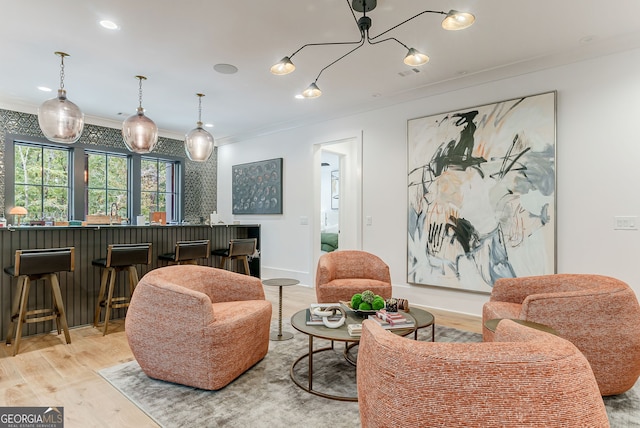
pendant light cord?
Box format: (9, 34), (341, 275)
(59, 55), (65, 90)
(138, 77), (143, 109)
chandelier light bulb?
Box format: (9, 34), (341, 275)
(122, 76), (158, 153)
(184, 93), (215, 162)
(442, 10), (475, 30)
(270, 56), (296, 75)
(302, 82), (322, 98)
(37, 51), (84, 144)
(404, 48), (429, 66)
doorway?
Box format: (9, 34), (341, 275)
(313, 136), (362, 269)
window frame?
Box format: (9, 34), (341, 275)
(4, 133), (185, 223)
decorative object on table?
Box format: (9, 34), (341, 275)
(270, 1), (475, 98)
(184, 93), (215, 162)
(367, 309), (415, 330)
(407, 91), (556, 293)
(315, 250), (392, 303)
(232, 158), (283, 214)
(312, 305), (347, 328)
(385, 298), (398, 312)
(9, 206), (27, 226)
(37, 51), (84, 144)
(122, 75), (158, 154)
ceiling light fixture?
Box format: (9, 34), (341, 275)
(37, 51), (85, 143)
(184, 93), (215, 162)
(99, 20), (119, 30)
(122, 75), (158, 153)
(271, 0), (475, 98)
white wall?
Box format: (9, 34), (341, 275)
(218, 47), (640, 317)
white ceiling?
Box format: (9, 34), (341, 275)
(2, 0), (640, 145)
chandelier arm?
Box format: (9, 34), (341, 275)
(368, 10), (446, 41)
(366, 34), (409, 50)
(313, 37), (365, 84)
(288, 0), (362, 60)
(288, 39), (364, 60)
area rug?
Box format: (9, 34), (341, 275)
(99, 322), (639, 428)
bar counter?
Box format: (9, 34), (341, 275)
(0, 224), (260, 337)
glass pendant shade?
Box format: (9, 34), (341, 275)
(185, 123), (215, 161)
(404, 48), (429, 66)
(302, 82), (322, 98)
(270, 56), (296, 75)
(122, 107), (158, 153)
(38, 89), (84, 143)
(442, 10), (475, 30)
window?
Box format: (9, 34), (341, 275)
(140, 157), (180, 223)
(85, 151), (129, 218)
(14, 142), (71, 221)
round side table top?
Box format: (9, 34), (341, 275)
(484, 318), (558, 335)
(262, 278), (300, 287)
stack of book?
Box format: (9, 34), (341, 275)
(305, 303), (344, 326)
(348, 323), (362, 337)
(367, 309), (415, 330)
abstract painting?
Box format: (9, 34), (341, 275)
(232, 158), (283, 214)
(407, 92), (556, 293)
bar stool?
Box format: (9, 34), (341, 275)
(158, 240), (210, 265)
(4, 247), (74, 356)
(212, 238), (257, 275)
(92, 243), (152, 335)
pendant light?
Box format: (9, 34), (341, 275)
(122, 75), (158, 154)
(184, 93), (215, 162)
(37, 51), (84, 143)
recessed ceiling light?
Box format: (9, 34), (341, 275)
(99, 20), (119, 30)
(579, 35), (595, 44)
(204, 123), (214, 128)
(37, 86), (52, 92)
(213, 64), (238, 74)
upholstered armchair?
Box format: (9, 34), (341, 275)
(126, 265), (272, 390)
(315, 250), (392, 303)
(483, 273), (640, 396)
(357, 319), (609, 428)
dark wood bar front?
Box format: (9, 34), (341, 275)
(0, 224), (260, 338)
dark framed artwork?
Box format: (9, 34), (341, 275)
(407, 91), (556, 293)
(232, 158), (283, 214)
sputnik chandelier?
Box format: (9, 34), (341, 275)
(271, 0), (475, 98)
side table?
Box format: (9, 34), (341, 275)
(263, 278), (299, 341)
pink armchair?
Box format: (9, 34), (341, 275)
(315, 250), (392, 303)
(483, 273), (640, 396)
(126, 265), (272, 390)
(357, 319), (609, 428)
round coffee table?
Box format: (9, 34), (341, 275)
(263, 278), (299, 341)
(289, 308), (415, 401)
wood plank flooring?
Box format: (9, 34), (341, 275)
(1, 284), (481, 427)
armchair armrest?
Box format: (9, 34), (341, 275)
(315, 255), (337, 286)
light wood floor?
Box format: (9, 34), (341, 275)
(0, 284), (481, 427)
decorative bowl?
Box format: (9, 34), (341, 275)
(340, 301), (378, 317)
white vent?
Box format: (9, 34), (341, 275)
(398, 68), (421, 77)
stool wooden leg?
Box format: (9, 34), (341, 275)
(49, 274), (71, 344)
(12, 278), (31, 356)
(102, 268), (117, 336)
(127, 266), (139, 296)
(6, 276), (28, 347)
(241, 256), (250, 275)
(219, 257), (228, 269)
(94, 268), (110, 327)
